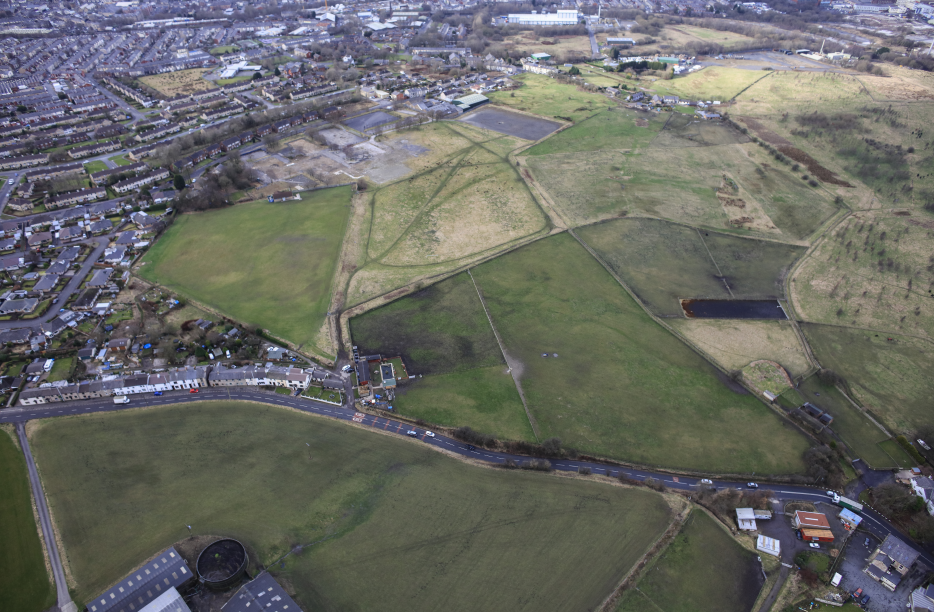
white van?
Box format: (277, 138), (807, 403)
(113, 396), (130, 404)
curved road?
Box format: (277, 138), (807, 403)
(4, 388), (930, 573)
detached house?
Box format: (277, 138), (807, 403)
(865, 534), (919, 591)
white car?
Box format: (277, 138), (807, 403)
(341, 364), (353, 373)
(425, 431), (436, 438)
(809, 543), (820, 549)
(746, 483), (758, 489)
(700, 479), (713, 485)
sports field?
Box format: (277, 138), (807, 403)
(0, 428), (54, 612)
(615, 510), (763, 612)
(801, 323), (934, 434)
(139, 188), (352, 354)
(31, 402), (673, 611)
(487, 73), (607, 122)
(578, 218), (807, 316)
(470, 234), (809, 474)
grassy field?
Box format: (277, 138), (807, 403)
(524, 108), (667, 156)
(801, 323), (934, 435)
(345, 122), (549, 307)
(216, 75), (254, 86)
(82, 160), (107, 174)
(792, 211), (934, 341)
(209, 45), (240, 55)
(139, 68), (213, 97)
(471, 233), (809, 474)
(578, 218), (807, 316)
(108, 155), (132, 167)
(525, 134), (838, 234)
(31, 402), (674, 611)
(487, 73), (608, 123)
(0, 428), (54, 612)
(46, 356), (73, 382)
(392, 366), (534, 442)
(615, 510), (763, 612)
(350, 272), (502, 376)
(651, 67), (769, 102)
(504, 32), (592, 61)
(670, 319), (811, 378)
(139, 188), (352, 353)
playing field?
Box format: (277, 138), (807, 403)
(801, 323), (934, 434)
(139, 69), (213, 97)
(470, 233), (809, 474)
(487, 73), (607, 123)
(31, 402), (674, 611)
(578, 218), (807, 316)
(615, 510), (763, 612)
(139, 188), (352, 353)
(0, 428), (54, 612)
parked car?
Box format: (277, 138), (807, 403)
(189, 388), (199, 393)
(860, 594), (870, 605)
(865, 537), (870, 547)
(406, 430), (417, 437)
(795, 530), (802, 540)
(425, 431), (435, 438)
(809, 543), (820, 549)
(153, 391), (163, 396)
(853, 588), (863, 599)
(341, 365), (353, 373)
(746, 483), (758, 489)
(827, 490), (836, 497)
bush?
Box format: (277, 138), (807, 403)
(522, 459), (552, 472)
(897, 435), (925, 464)
(644, 477), (666, 492)
(578, 466), (592, 475)
(452, 426), (497, 448)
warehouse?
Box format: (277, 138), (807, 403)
(507, 9), (579, 25)
(86, 547), (194, 612)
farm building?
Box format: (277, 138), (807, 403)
(607, 37), (635, 46)
(756, 535), (781, 557)
(221, 572), (303, 612)
(86, 547), (194, 612)
(355, 361), (370, 387)
(138, 587), (190, 612)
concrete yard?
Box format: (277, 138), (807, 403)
(458, 106), (562, 141)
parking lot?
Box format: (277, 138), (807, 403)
(458, 106), (561, 141)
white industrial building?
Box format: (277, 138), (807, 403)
(757, 535), (781, 557)
(507, 9), (579, 25)
(219, 61), (263, 79)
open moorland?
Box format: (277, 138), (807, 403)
(578, 217), (807, 316)
(31, 402), (674, 611)
(801, 323), (934, 435)
(0, 428), (54, 612)
(615, 510), (763, 612)
(343, 121), (550, 308)
(139, 188), (352, 357)
(138, 68), (213, 97)
(467, 234), (809, 473)
(523, 109), (840, 235)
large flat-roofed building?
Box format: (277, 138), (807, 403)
(222, 572), (303, 612)
(507, 9), (579, 25)
(86, 546), (194, 612)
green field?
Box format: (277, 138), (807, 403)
(878, 439), (917, 468)
(209, 45), (240, 55)
(524, 108), (667, 156)
(470, 233), (809, 474)
(216, 75), (253, 86)
(140, 188), (352, 352)
(651, 67), (770, 102)
(350, 272), (502, 375)
(578, 218), (806, 316)
(46, 357), (73, 382)
(392, 365), (533, 441)
(783, 375), (896, 469)
(801, 323), (934, 434)
(0, 429), (54, 612)
(31, 402), (673, 611)
(108, 155), (132, 166)
(615, 510), (763, 612)
(83, 160), (107, 174)
(487, 73), (607, 123)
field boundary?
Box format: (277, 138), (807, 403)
(466, 269), (541, 441)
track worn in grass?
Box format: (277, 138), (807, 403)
(615, 510), (763, 612)
(471, 233), (809, 474)
(0, 428), (54, 612)
(139, 188), (352, 353)
(31, 402), (673, 612)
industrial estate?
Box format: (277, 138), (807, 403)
(2, 1), (934, 612)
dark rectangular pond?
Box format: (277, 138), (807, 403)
(681, 299), (787, 320)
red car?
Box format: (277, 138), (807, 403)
(189, 388), (199, 393)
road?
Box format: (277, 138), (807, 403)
(0, 234), (111, 330)
(4, 388), (931, 571)
(16, 422), (78, 612)
(86, 76), (147, 122)
(587, 26), (600, 59)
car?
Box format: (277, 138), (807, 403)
(406, 430), (417, 437)
(425, 431), (435, 438)
(853, 588), (863, 599)
(746, 482), (758, 489)
(153, 391), (163, 396)
(466, 444), (476, 451)
(860, 594), (870, 605)
(827, 490), (836, 497)
(189, 388), (199, 393)
(341, 365), (353, 373)
(7, 179), (12, 185)
(795, 530), (803, 540)
(700, 479), (713, 485)
(809, 543), (820, 549)
(865, 537), (870, 547)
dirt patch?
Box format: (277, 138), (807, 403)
(738, 117), (790, 146)
(777, 145), (853, 187)
(729, 216), (755, 226)
(635, 118), (649, 128)
(720, 196), (747, 209)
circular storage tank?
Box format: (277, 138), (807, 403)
(196, 538), (247, 590)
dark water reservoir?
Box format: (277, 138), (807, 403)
(681, 299), (787, 320)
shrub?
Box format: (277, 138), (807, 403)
(896, 435), (925, 464)
(522, 459), (552, 472)
(644, 477), (666, 492)
(578, 466), (592, 475)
